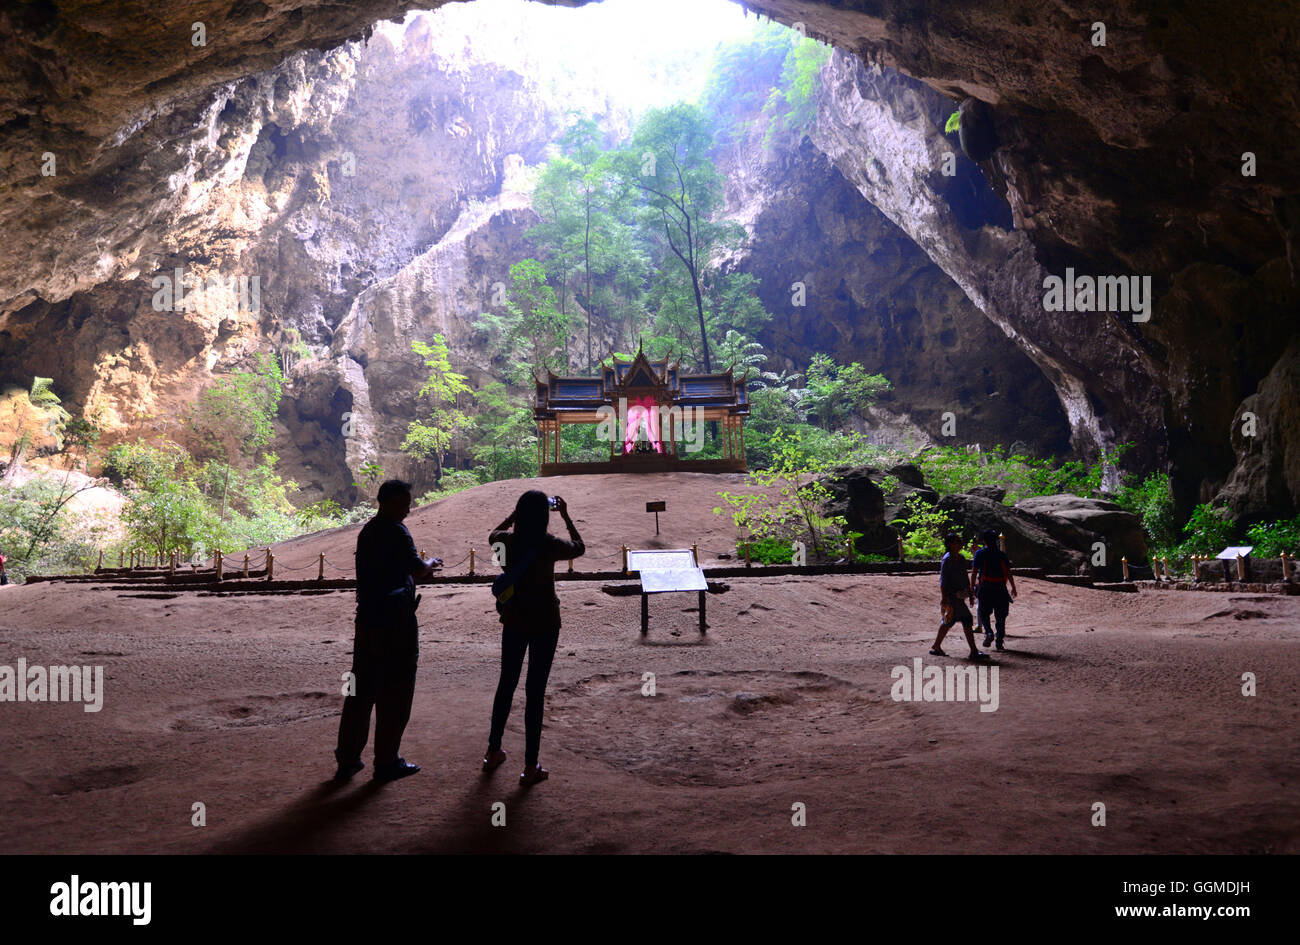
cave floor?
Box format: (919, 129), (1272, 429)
(1, 571), (1296, 855)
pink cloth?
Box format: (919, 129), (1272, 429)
(623, 395), (662, 454)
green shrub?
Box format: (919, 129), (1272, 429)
(1116, 472), (1177, 549)
(889, 493), (954, 560)
(1245, 516), (1300, 557)
(738, 536), (795, 565)
(1175, 503), (1237, 556)
(917, 443), (1128, 505)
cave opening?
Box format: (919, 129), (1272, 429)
(285, 0), (1069, 503)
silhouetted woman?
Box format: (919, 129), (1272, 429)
(483, 490), (584, 785)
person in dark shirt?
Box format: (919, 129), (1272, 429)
(930, 532), (989, 660)
(334, 479), (438, 783)
(482, 489), (584, 786)
(971, 528), (1017, 651)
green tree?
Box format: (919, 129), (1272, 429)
(402, 335), (472, 484)
(186, 354), (283, 520)
(477, 258), (570, 384)
(713, 428), (848, 561)
(801, 354), (891, 430)
(617, 104), (742, 372)
(468, 381), (537, 482)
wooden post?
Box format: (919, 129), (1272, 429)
(1191, 556), (1199, 581)
(847, 536), (854, 561)
(621, 545), (628, 575)
(215, 549), (223, 582)
(567, 557), (574, 573)
(744, 542), (751, 568)
(998, 532), (1007, 552)
(1236, 553), (1246, 582)
(897, 534), (905, 561)
(169, 552), (175, 577)
(1283, 551), (1292, 582)
(96, 550), (103, 571)
(469, 548), (476, 576)
(118, 549), (124, 569)
(266, 549), (274, 582)
(318, 553), (325, 581)
(692, 542), (699, 566)
(1121, 556), (1130, 581)
(243, 554), (250, 578)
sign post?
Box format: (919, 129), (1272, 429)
(646, 500), (666, 535)
(627, 548), (708, 635)
(1215, 546), (1253, 583)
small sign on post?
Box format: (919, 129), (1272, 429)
(1215, 546), (1253, 583)
(646, 500), (666, 535)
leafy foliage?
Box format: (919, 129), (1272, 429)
(402, 335), (472, 484)
(713, 429), (848, 562)
(917, 443), (1128, 505)
(800, 354), (891, 430)
(1115, 472), (1177, 549)
(889, 493), (954, 560)
(1246, 516), (1300, 557)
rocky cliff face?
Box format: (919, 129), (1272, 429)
(721, 110), (1071, 456)
(1, 12), (569, 500)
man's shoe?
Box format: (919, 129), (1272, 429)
(983, 633), (994, 648)
(334, 759), (365, 781)
(968, 651), (991, 661)
(995, 642), (1005, 651)
(373, 758), (421, 782)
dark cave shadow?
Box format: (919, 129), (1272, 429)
(636, 637), (711, 647)
(206, 778), (383, 854)
(407, 771), (539, 854)
(993, 648), (1060, 661)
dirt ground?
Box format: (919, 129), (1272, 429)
(2, 473), (1298, 854)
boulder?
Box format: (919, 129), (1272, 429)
(821, 466), (898, 556)
(882, 482), (940, 531)
(936, 493), (1087, 574)
(965, 485), (1007, 503)
(887, 463), (927, 488)
(1014, 495), (1149, 575)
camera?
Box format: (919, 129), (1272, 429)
(547, 496), (559, 510)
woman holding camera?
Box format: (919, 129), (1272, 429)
(483, 489), (584, 785)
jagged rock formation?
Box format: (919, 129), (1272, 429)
(318, 162), (539, 500)
(723, 128), (1071, 455)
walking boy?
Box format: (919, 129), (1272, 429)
(971, 528), (1017, 651)
(931, 532), (989, 660)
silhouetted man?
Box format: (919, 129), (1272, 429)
(334, 479), (437, 783)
